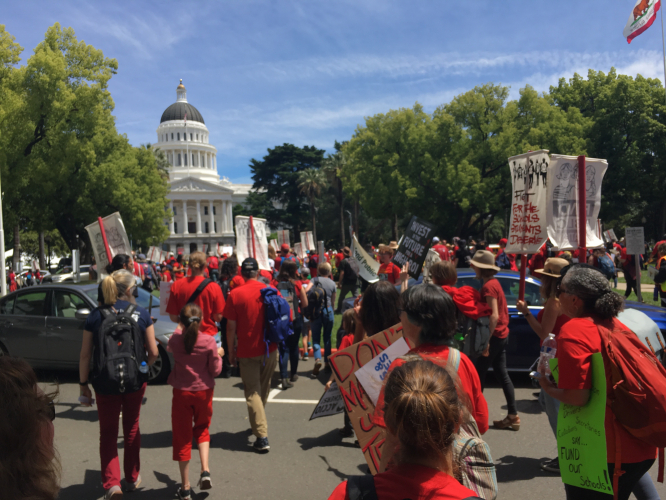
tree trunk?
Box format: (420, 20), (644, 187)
(660, 200), (666, 241)
(392, 213), (398, 241)
(338, 179), (345, 247)
(12, 225), (19, 272)
(39, 231), (45, 270)
(310, 200), (317, 244)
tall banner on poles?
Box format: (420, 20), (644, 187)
(277, 229), (290, 248)
(85, 212), (132, 280)
(350, 234), (379, 283)
(270, 239), (279, 251)
(506, 150), (550, 254)
(547, 155), (608, 250)
(300, 231), (315, 252)
(235, 216), (270, 271)
(624, 0), (662, 43)
(294, 242), (306, 260)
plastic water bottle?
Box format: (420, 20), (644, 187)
(538, 334), (557, 378)
(139, 361), (149, 374)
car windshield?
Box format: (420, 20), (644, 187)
(55, 267), (73, 275)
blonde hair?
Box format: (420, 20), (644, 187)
(101, 269), (135, 305)
(317, 262), (332, 277)
(189, 251), (206, 271)
(268, 246), (277, 259)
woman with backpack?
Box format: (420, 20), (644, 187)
(79, 269), (159, 500)
(274, 260), (308, 389)
(168, 302), (223, 500)
(542, 265), (659, 500)
(328, 360), (477, 500)
(308, 263), (337, 378)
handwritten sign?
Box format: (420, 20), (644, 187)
(309, 382), (345, 420)
(625, 227), (645, 256)
(551, 354), (612, 495)
(329, 323), (404, 474)
(355, 337), (410, 405)
(85, 212), (133, 281)
(235, 216), (270, 271)
(300, 231), (315, 252)
(393, 216), (436, 279)
(506, 150), (550, 253)
(277, 229), (290, 248)
(350, 234), (379, 283)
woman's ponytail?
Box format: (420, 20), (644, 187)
(179, 303), (203, 354)
(101, 276), (118, 306)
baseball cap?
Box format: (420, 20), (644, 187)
(241, 258), (259, 271)
(280, 243), (290, 252)
(432, 236), (440, 243)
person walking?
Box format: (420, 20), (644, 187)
(453, 239), (472, 268)
(653, 242), (666, 308)
(335, 247), (358, 313)
(206, 252), (219, 282)
(168, 303), (223, 500)
(223, 258), (279, 452)
(79, 270), (159, 499)
(310, 262), (337, 378)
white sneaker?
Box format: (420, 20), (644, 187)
(103, 485), (123, 500)
(125, 474), (141, 492)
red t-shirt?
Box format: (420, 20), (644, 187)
(335, 252), (344, 267)
(162, 270), (172, 283)
(372, 344), (488, 435)
(536, 309), (571, 346)
(480, 279), (509, 339)
(223, 280), (278, 358)
(338, 333), (354, 350)
(133, 261), (143, 279)
(557, 317), (657, 464)
(378, 262), (401, 284)
(328, 463), (475, 500)
(166, 276), (225, 336)
(432, 244), (450, 261)
(207, 256), (219, 270)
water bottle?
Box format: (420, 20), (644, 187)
(139, 361), (149, 374)
(538, 334), (557, 378)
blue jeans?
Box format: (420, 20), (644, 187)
(279, 317), (302, 378)
(311, 308), (334, 362)
(538, 388), (560, 439)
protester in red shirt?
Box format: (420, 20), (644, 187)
(378, 242), (400, 284)
(166, 252), (225, 338)
(222, 258), (279, 453)
(161, 265), (172, 283)
(431, 237), (450, 262)
(274, 244), (296, 273)
(542, 265), (657, 499)
(329, 360), (476, 500)
(334, 249), (344, 268)
(206, 252), (219, 282)
(528, 243), (548, 279)
(470, 250), (519, 431)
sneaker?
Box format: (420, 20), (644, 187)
(177, 487), (192, 500)
(540, 457), (560, 474)
(104, 485), (123, 500)
(125, 474), (141, 492)
(311, 359), (322, 378)
(281, 378), (294, 390)
(253, 436), (270, 453)
(198, 471), (212, 490)
(339, 426), (354, 438)
(302, 353), (309, 361)
(324, 362), (331, 373)
(290, 373), (299, 383)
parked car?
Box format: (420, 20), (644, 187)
(0, 283), (175, 383)
(43, 265), (91, 283)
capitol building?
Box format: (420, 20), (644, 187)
(152, 80), (251, 254)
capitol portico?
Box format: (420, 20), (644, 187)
(153, 80), (251, 254)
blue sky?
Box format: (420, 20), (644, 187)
(4, 1), (665, 184)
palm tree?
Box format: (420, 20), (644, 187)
(324, 152), (346, 247)
(297, 168), (327, 244)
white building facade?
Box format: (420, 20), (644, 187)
(153, 80), (251, 254)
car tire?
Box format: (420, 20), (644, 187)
(148, 345), (171, 384)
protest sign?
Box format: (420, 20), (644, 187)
(300, 231), (315, 251)
(270, 239), (279, 251)
(603, 229), (618, 243)
(551, 354), (612, 495)
(309, 382), (346, 420)
(159, 281), (172, 316)
(85, 212), (132, 281)
(277, 229), (290, 248)
(625, 227), (645, 256)
(221, 245), (233, 256)
(506, 150), (550, 253)
(392, 216), (436, 279)
(547, 155), (608, 250)
(350, 234), (379, 283)
(318, 241), (325, 263)
(354, 337), (410, 406)
(235, 216), (270, 271)
(329, 323), (405, 474)
(294, 242), (306, 260)
(422, 248), (441, 284)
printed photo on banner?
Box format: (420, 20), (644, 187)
(234, 216), (271, 270)
(392, 215), (436, 279)
(85, 212), (132, 281)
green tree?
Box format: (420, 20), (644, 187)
(323, 145), (347, 246)
(297, 168), (327, 243)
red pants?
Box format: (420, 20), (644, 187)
(95, 384), (146, 490)
(172, 388), (214, 461)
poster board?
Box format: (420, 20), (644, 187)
(85, 212), (132, 282)
(329, 324), (405, 474)
(506, 150), (550, 253)
(354, 337), (410, 405)
(350, 234), (379, 283)
(547, 155), (608, 250)
(235, 216), (270, 271)
(159, 281), (172, 316)
(270, 239), (279, 251)
(392, 215), (436, 279)
(277, 229), (290, 248)
(294, 242), (306, 260)
(625, 227), (645, 256)
(220, 245), (233, 256)
(300, 231), (315, 252)
(309, 382), (345, 420)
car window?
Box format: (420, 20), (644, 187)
(55, 267), (72, 275)
(52, 291), (89, 318)
(84, 288), (99, 303)
(13, 291), (47, 316)
(0, 296), (14, 314)
(455, 277), (481, 290)
(497, 277), (543, 306)
(136, 287), (160, 309)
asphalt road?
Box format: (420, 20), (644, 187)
(42, 366), (665, 500)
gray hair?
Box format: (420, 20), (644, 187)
(562, 266), (624, 319)
(241, 269), (258, 280)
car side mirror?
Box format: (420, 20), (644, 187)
(75, 308), (91, 320)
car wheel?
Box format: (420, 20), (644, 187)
(148, 345), (171, 384)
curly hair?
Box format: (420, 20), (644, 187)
(562, 265), (624, 319)
(219, 255), (239, 280)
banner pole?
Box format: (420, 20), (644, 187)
(98, 217), (112, 269)
(518, 254), (528, 301)
(249, 215), (257, 259)
(578, 155), (587, 257)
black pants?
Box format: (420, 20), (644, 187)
(220, 319), (231, 377)
(564, 459), (655, 500)
(624, 273), (637, 298)
(475, 336), (517, 415)
(279, 317), (303, 378)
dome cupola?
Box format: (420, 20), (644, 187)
(160, 79), (205, 124)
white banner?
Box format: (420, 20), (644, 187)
(159, 281), (172, 316)
(300, 231), (315, 252)
(354, 337), (410, 406)
(624, 0), (661, 43)
(221, 245), (233, 256)
(234, 216), (270, 271)
(350, 234), (379, 283)
(277, 229), (290, 248)
(506, 150), (550, 254)
(85, 212), (132, 281)
(547, 155), (608, 250)
(294, 242), (306, 260)
(270, 239), (279, 251)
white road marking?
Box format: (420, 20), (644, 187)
(267, 388), (281, 401)
(212, 394), (320, 404)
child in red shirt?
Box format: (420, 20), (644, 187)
(378, 243), (400, 284)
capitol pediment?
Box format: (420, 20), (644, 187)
(170, 177), (235, 193)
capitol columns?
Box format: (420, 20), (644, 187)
(183, 201), (189, 234)
(169, 201), (175, 235)
(196, 200), (202, 234)
(209, 201), (215, 234)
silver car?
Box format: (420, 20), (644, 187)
(0, 283), (175, 383)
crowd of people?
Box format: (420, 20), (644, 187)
(1, 232), (665, 500)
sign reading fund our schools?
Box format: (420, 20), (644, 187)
(547, 155), (608, 250)
(506, 150), (550, 254)
(393, 216), (436, 279)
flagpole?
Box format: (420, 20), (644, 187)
(661, 4), (666, 105)
(185, 115), (189, 176)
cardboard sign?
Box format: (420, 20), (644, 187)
(392, 216), (436, 279)
(507, 150), (550, 253)
(329, 323), (405, 474)
(270, 239), (279, 251)
(235, 216), (270, 271)
(625, 227), (645, 255)
(551, 354), (612, 495)
(309, 382), (345, 420)
(159, 281), (172, 316)
(277, 229), (290, 248)
(294, 242), (306, 260)
(354, 337), (410, 406)
(300, 231), (315, 252)
(85, 212), (132, 281)
(350, 234), (379, 283)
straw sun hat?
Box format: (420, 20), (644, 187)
(535, 257), (569, 278)
(470, 250), (500, 271)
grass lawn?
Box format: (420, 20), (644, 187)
(616, 268), (652, 284)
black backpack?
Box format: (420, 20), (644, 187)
(92, 304), (148, 395)
(457, 308), (491, 360)
(304, 279), (327, 320)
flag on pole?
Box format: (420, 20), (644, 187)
(624, 0), (661, 43)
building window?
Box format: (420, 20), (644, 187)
(184, 154), (188, 166)
(214, 222), (217, 233)
(205, 222), (209, 233)
(190, 133), (193, 141)
(177, 132), (180, 141)
(174, 222), (178, 234)
(204, 206), (208, 215)
(171, 133), (174, 140)
(213, 206), (216, 215)
(173, 206), (177, 215)
(196, 133), (199, 141)
(177, 153), (181, 166)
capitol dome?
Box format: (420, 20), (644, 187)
(160, 79), (205, 123)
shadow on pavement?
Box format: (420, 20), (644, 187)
(298, 429), (359, 451)
(54, 402), (99, 422)
(500, 398), (543, 415)
(495, 455), (552, 482)
(319, 455), (349, 481)
(57, 469), (103, 499)
(209, 429), (255, 453)
(124, 430), (172, 449)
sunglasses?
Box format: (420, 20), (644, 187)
(556, 283), (570, 298)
